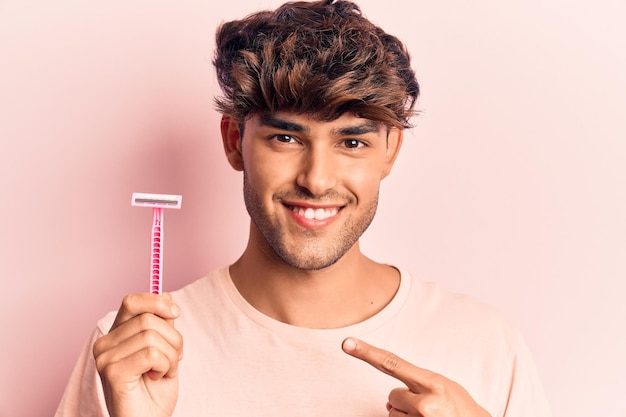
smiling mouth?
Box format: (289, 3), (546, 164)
(286, 204), (341, 221)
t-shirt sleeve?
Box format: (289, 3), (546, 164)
(502, 331), (553, 417)
(54, 313), (116, 417)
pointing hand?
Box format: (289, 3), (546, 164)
(342, 338), (491, 417)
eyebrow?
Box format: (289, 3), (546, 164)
(258, 113), (308, 133)
(333, 121), (382, 136)
(257, 113), (383, 136)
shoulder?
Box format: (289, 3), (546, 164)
(401, 269), (501, 313)
(170, 266), (229, 304)
(394, 270), (545, 415)
(398, 269), (517, 344)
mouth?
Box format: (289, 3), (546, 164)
(285, 204), (342, 221)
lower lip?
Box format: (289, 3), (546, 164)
(285, 206), (341, 229)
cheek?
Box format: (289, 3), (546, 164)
(242, 150), (293, 198)
(343, 165), (384, 197)
(247, 160), (289, 187)
(247, 142), (306, 179)
(345, 149), (392, 179)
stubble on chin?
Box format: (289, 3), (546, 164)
(242, 172), (379, 271)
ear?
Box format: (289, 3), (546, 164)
(220, 115), (244, 171)
(381, 128), (403, 179)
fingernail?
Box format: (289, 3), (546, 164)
(342, 338), (357, 352)
(171, 303), (181, 316)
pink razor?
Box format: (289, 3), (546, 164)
(132, 192), (183, 294)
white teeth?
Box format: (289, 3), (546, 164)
(292, 206), (339, 220)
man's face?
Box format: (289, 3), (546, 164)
(227, 111), (402, 270)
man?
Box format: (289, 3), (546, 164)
(56, 1), (552, 416)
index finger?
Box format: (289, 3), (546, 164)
(111, 292), (180, 330)
(342, 337), (438, 393)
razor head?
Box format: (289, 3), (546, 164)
(132, 192), (182, 209)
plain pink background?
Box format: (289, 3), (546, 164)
(1, 1), (624, 416)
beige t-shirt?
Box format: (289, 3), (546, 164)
(55, 267), (552, 417)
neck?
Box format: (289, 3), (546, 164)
(229, 230), (400, 329)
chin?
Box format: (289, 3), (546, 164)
(276, 246), (346, 271)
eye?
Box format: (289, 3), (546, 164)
(271, 134), (297, 144)
(342, 139), (367, 149)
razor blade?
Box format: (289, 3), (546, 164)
(132, 192), (182, 208)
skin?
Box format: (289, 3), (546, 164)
(92, 111), (491, 417)
(222, 112), (402, 328)
(342, 338), (492, 417)
(236, 112), (388, 271)
(93, 293), (182, 417)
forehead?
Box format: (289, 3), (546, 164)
(248, 112), (386, 135)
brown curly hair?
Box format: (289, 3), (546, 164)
(213, 0), (419, 129)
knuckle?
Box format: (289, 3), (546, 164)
(92, 337), (103, 357)
(137, 312), (154, 328)
(100, 360), (124, 384)
(417, 395), (441, 415)
(429, 373), (448, 393)
(140, 328), (159, 345)
(94, 353), (105, 372)
(173, 330), (184, 351)
(381, 353), (401, 373)
(120, 293), (136, 309)
(144, 345), (161, 362)
(94, 351), (111, 374)
(92, 333), (112, 359)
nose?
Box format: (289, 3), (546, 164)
(296, 147), (338, 197)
